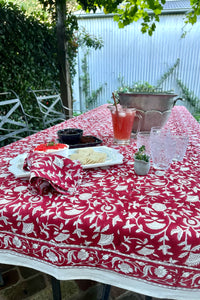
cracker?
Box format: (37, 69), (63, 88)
(70, 148), (107, 165)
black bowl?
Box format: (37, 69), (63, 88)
(57, 128), (83, 145)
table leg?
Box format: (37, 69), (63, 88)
(0, 272), (4, 286)
(101, 284), (111, 300)
(51, 276), (61, 300)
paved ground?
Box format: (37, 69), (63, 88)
(0, 264), (173, 300)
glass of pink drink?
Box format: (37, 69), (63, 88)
(108, 105), (136, 145)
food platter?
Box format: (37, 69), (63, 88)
(68, 146), (123, 169)
(8, 146), (124, 178)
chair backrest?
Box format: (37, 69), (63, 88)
(28, 88), (69, 128)
(0, 91), (33, 146)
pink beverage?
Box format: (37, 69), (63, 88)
(108, 105), (136, 144)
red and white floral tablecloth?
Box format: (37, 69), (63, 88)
(1, 104), (200, 299)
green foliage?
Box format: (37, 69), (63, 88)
(156, 58), (180, 88)
(173, 77), (200, 122)
(65, 12), (79, 85)
(193, 113), (200, 122)
(77, 0), (164, 35)
(77, 0), (199, 36)
(0, 1), (106, 134)
(114, 60), (200, 122)
(176, 79), (200, 113)
(77, 27), (103, 50)
(185, 0), (200, 28)
(114, 58), (180, 100)
(41, 5), (79, 85)
(135, 146), (150, 162)
(116, 81), (160, 93)
(0, 1), (79, 126)
(114, 80), (174, 99)
(76, 0), (163, 35)
(80, 49), (106, 110)
(80, 50), (90, 102)
(78, 29), (105, 110)
(0, 1), (58, 119)
(4, 0), (47, 19)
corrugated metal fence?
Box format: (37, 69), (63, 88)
(73, 11), (200, 113)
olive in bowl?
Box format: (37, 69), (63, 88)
(57, 128), (83, 145)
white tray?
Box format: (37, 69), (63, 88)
(9, 146), (124, 178)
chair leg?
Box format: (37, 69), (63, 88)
(145, 296), (153, 300)
(101, 284), (111, 300)
(51, 276), (61, 300)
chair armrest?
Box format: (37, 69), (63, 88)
(24, 112), (43, 120)
(62, 105), (72, 111)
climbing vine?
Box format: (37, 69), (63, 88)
(176, 79), (200, 120)
(78, 30), (107, 111)
(80, 50), (106, 110)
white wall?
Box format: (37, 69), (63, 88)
(73, 12), (200, 113)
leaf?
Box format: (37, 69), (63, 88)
(112, 215), (122, 226)
(32, 206), (43, 215)
(55, 233), (69, 242)
(64, 208), (84, 215)
(118, 22), (124, 29)
(113, 15), (120, 22)
(102, 224), (110, 232)
(86, 212), (97, 223)
(98, 234), (114, 246)
(154, 8), (162, 15)
(179, 252), (188, 258)
(120, 242), (130, 251)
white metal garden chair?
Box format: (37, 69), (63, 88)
(0, 90), (39, 146)
(28, 88), (71, 128)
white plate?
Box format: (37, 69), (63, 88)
(69, 146), (123, 169)
(8, 146), (123, 178)
(9, 153), (30, 178)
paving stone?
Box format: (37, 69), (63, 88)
(116, 290), (145, 300)
(0, 269), (19, 290)
(2, 274), (47, 300)
(67, 283), (104, 300)
(0, 265), (177, 300)
(0, 265), (14, 274)
(19, 267), (39, 280)
(110, 286), (127, 299)
(25, 286), (53, 300)
(75, 280), (96, 291)
(60, 280), (79, 299)
(23, 274), (47, 296)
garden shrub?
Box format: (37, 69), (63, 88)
(0, 1), (58, 128)
(0, 1), (104, 145)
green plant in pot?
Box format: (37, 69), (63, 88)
(134, 145), (150, 175)
(115, 82), (180, 133)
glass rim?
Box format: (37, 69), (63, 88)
(107, 104), (136, 111)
